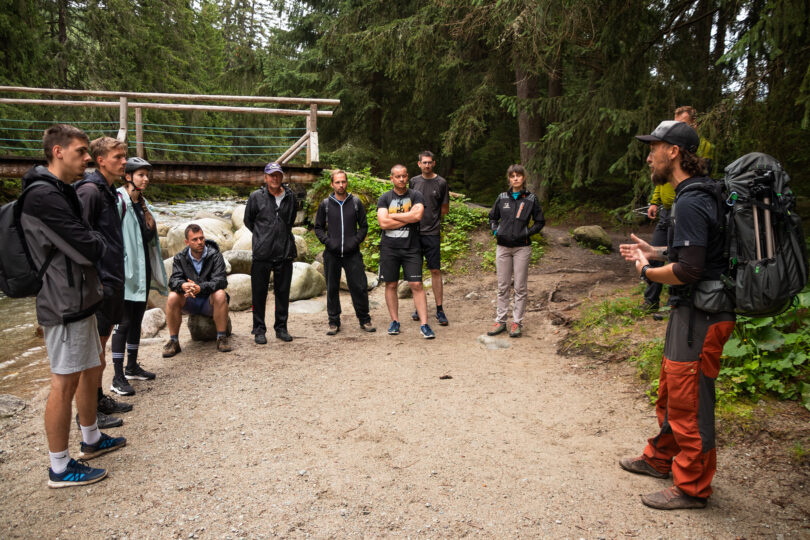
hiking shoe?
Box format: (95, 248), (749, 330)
(125, 364), (155, 381)
(420, 324), (436, 339)
(110, 375), (135, 396)
(216, 335), (232, 352)
(487, 322), (506, 336)
(326, 324), (340, 336)
(641, 486), (707, 510)
(48, 458), (107, 488)
(360, 322), (376, 333)
(98, 393), (133, 414)
(276, 329), (293, 342)
(387, 321), (401, 335)
(75, 412), (123, 430)
(509, 322), (522, 338)
(619, 456), (669, 479)
(411, 310), (419, 321)
(254, 333), (267, 345)
(436, 311), (449, 326)
(639, 301), (660, 314)
(78, 432), (127, 460)
(162, 339), (181, 358)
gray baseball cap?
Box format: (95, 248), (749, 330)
(635, 120), (699, 153)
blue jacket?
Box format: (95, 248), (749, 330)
(117, 187), (168, 301)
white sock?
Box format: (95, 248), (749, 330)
(80, 421), (101, 445)
(49, 449), (70, 474)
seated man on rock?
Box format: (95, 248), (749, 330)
(163, 224), (232, 356)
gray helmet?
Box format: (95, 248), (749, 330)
(125, 157), (152, 174)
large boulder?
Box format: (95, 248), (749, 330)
(141, 308), (166, 338)
(165, 218), (235, 257)
(289, 262), (326, 301)
(294, 235), (309, 262)
(193, 211), (230, 224)
(572, 225), (612, 251)
(158, 236), (169, 253)
(163, 257), (174, 280)
(312, 261), (325, 277)
(188, 314), (232, 341)
(157, 222), (172, 237)
(225, 273), (253, 311)
(397, 280), (412, 299)
(232, 226), (253, 251)
(223, 250), (253, 275)
(291, 226), (308, 236)
(231, 205), (246, 229)
(294, 209), (305, 226)
(147, 289), (168, 311)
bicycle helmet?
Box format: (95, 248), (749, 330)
(125, 157), (152, 174)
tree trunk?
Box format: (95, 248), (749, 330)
(743, 0), (763, 104)
(57, 0), (67, 86)
(515, 65), (543, 200)
(369, 71), (384, 168)
(694, 0), (713, 109)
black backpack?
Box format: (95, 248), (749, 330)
(681, 152), (808, 317)
(0, 182), (57, 298)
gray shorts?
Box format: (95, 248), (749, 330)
(43, 315), (103, 375)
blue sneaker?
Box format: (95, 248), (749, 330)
(78, 432), (127, 460)
(48, 458), (107, 488)
(436, 311), (449, 326)
(420, 324), (436, 339)
(387, 321), (401, 335)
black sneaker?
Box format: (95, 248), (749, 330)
(48, 458), (107, 488)
(98, 393), (133, 414)
(254, 333), (267, 344)
(75, 412), (123, 430)
(411, 310), (419, 321)
(110, 375), (135, 396)
(125, 364), (155, 381)
(276, 329), (293, 342)
(78, 432), (127, 460)
(436, 311), (449, 326)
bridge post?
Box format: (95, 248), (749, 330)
(306, 103), (319, 166)
(117, 97), (128, 142)
(135, 107), (144, 158)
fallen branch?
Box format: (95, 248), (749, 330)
(541, 268), (598, 274)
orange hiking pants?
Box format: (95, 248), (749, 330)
(642, 305), (735, 499)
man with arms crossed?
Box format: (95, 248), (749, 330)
(409, 150), (450, 326)
(21, 125), (126, 487)
(377, 164), (434, 339)
(74, 137), (131, 428)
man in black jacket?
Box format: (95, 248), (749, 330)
(21, 124), (126, 488)
(244, 162), (298, 344)
(314, 170), (375, 335)
(75, 136), (131, 428)
(162, 224), (232, 356)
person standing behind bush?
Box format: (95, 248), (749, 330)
(486, 164), (545, 338)
(110, 158), (167, 397)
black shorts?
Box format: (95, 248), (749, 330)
(419, 234), (442, 270)
(96, 295), (125, 337)
(379, 247), (423, 283)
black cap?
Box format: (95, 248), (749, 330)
(635, 120), (699, 153)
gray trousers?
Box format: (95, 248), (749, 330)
(495, 244), (532, 324)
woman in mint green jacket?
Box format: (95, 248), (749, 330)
(110, 158), (167, 396)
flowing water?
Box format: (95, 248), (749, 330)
(0, 198), (244, 399)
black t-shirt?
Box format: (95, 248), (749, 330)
(377, 188), (425, 250)
(409, 175), (449, 236)
(668, 177), (726, 288)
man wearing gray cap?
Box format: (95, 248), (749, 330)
(618, 120), (735, 510)
(245, 162), (298, 343)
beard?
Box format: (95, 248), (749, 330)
(651, 161), (673, 186)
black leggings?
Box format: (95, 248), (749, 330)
(111, 300), (147, 377)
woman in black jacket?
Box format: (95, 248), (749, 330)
(486, 164), (545, 338)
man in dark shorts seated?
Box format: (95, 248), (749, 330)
(162, 224), (232, 356)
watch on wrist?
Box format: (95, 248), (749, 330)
(640, 264), (652, 284)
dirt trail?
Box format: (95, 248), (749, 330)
(1, 226), (808, 538)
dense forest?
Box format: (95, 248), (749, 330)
(1, 0), (808, 208)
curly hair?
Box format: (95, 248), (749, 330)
(679, 148), (708, 177)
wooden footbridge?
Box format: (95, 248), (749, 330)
(0, 87), (339, 186)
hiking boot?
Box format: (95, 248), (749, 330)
(487, 322), (506, 336)
(162, 339), (181, 358)
(436, 311), (449, 326)
(641, 486), (707, 510)
(216, 335), (232, 352)
(411, 310), (419, 321)
(75, 412), (123, 430)
(48, 459), (107, 488)
(360, 322), (376, 333)
(125, 364), (155, 381)
(110, 375), (135, 396)
(78, 432), (127, 460)
(98, 393), (133, 414)
(619, 456), (669, 479)
(509, 322), (522, 338)
(639, 301), (659, 314)
(254, 333), (267, 345)
(420, 324), (436, 339)
(387, 321), (401, 335)
(326, 324), (340, 336)
(276, 329), (293, 342)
